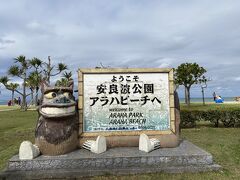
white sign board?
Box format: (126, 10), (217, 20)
(83, 73), (170, 132)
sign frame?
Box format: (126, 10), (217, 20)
(78, 68), (176, 141)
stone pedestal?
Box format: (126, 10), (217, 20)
(1, 140), (221, 179)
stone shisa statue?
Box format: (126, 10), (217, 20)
(19, 81), (79, 158)
(35, 80), (79, 155)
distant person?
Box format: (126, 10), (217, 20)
(213, 92), (216, 101)
(18, 97), (21, 105)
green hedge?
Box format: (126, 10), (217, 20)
(180, 109), (240, 128)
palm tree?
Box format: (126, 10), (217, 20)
(55, 71), (73, 87)
(0, 76), (10, 98)
(26, 72), (42, 106)
(0, 76), (19, 105)
(29, 57), (42, 69)
(42, 56), (68, 84)
(55, 78), (69, 87)
(29, 58), (42, 105)
(8, 55), (30, 110)
(7, 83), (19, 105)
(26, 78), (35, 105)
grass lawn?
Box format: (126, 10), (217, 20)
(0, 110), (37, 170)
(0, 106), (240, 179)
(0, 105), (21, 111)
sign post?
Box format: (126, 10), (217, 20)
(78, 68), (180, 148)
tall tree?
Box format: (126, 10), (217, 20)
(27, 71), (43, 105)
(8, 55), (31, 110)
(174, 62), (207, 106)
(7, 83), (19, 105)
(42, 56), (68, 84)
(0, 76), (20, 106)
(29, 58), (42, 105)
(26, 73), (37, 105)
(55, 78), (69, 87)
(55, 71), (73, 87)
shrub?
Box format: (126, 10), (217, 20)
(180, 109), (240, 128)
(180, 111), (197, 128)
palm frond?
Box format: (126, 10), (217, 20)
(8, 65), (20, 76)
(55, 78), (69, 87)
(29, 57), (42, 68)
(14, 55), (28, 68)
(57, 63), (68, 72)
(6, 83), (19, 90)
(62, 71), (72, 81)
(0, 76), (10, 85)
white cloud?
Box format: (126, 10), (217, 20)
(158, 63), (170, 68)
(26, 21), (41, 29)
(0, 37), (15, 49)
(234, 77), (240, 81)
(0, 0), (240, 98)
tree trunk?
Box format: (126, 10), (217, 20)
(22, 70), (27, 111)
(35, 87), (39, 106)
(11, 90), (14, 106)
(184, 87), (188, 104)
(47, 56), (51, 84)
(31, 89), (34, 105)
(22, 95), (26, 110)
(202, 87), (205, 106)
(186, 86), (191, 106)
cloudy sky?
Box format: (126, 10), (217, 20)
(0, 0), (240, 100)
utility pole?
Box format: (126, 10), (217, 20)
(200, 76), (208, 106)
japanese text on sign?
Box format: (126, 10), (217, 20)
(83, 73), (170, 132)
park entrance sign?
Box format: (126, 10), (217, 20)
(84, 73), (170, 131)
(78, 68), (180, 148)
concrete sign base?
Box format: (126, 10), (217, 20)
(1, 140), (221, 179)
